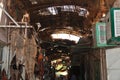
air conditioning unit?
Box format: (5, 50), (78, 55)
(106, 8), (120, 45)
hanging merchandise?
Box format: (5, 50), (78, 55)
(1, 69), (8, 80)
(21, 11), (30, 23)
(34, 47), (44, 80)
(1, 46), (9, 73)
(9, 55), (17, 80)
(8, 29), (26, 80)
(8, 27), (32, 80)
(0, 28), (7, 45)
(34, 48), (52, 80)
(14, 29), (25, 65)
(9, 29), (19, 54)
(25, 29), (37, 80)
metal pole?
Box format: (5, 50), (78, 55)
(0, 5), (19, 26)
(0, 25), (32, 28)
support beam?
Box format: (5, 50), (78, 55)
(0, 25), (32, 28)
(0, 5), (19, 26)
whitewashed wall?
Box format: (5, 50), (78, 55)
(106, 47), (120, 80)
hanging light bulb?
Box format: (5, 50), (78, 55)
(102, 13), (106, 17)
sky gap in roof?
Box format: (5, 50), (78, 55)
(38, 5), (89, 17)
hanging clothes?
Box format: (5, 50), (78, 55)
(1, 46), (11, 73)
(25, 35), (37, 80)
(14, 30), (25, 65)
(12, 30), (25, 80)
(9, 55), (18, 80)
(21, 11), (30, 23)
(2, 69), (8, 80)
